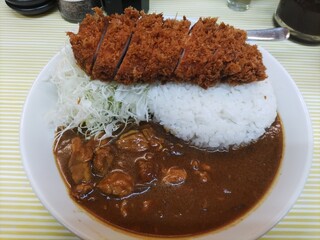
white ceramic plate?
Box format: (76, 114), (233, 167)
(20, 47), (313, 240)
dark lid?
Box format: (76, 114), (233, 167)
(6, 0), (52, 7)
(5, 0), (57, 15)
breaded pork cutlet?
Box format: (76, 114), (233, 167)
(216, 23), (267, 85)
(68, 8), (267, 88)
(143, 17), (191, 83)
(67, 8), (108, 75)
(174, 18), (223, 88)
(92, 8), (140, 81)
(175, 18), (266, 88)
(114, 12), (163, 84)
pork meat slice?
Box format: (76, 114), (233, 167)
(92, 145), (114, 176)
(174, 18), (223, 88)
(135, 159), (158, 184)
(116, 130), (149, 152)
(68, 137), (94, 185)
(71, 182), (93, 199)
(174, 18), (266, 88)
(114, 12), (163, 84)
(162, 166), (187, 186)
(92, 8), (140, 81)
(67, 8), (108, 75)
(143, 17), (191, 83)
(141, 126), (164, 150)
(97, 170), (134, 197)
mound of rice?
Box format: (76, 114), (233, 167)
(148, 81), (277, 149)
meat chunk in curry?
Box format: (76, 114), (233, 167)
(97, 170), (134, 198)
(92, 145), (113, 176)
(162, 166), (187, 186)
(135, 159), (158, 184)
(68, 137), (94, 184)
(116, 130), (150, 152)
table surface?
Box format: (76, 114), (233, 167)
(0, 0), (319, 239)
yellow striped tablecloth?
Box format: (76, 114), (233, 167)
(0, 0), (319, 239)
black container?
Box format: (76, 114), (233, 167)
(5, 0), (57, 15)
(274, 0), (320, 43)
(101, 0), (149, 15)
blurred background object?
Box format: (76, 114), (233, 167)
(5, 0), (57, 15)
(227, 0), (251, 11)
(101, 0), (149, 15)
(274, 0), (320, 43)
(58, 0), (101, 23)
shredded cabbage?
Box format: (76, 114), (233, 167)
(47, 45), (151, 140)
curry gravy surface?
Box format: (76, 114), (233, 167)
(54, 116), (283, 236)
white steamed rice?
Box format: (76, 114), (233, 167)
(148, 81), (277, 149)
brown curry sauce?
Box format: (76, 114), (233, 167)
(54, 116), (283, 236)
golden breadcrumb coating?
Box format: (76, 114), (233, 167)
(68, 8), (267, 88)
(114, 12), (164, 84)
(67, 8), (108, 75)
(175, 18), (266, 88)
(143, 17), (191, 83)
(92, 8), (140, 81)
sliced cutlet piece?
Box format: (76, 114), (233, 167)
(92, 8), (140, 81)
(114, 12), (163, 84)
(67, 8), (108, 76)
(174, 18), (224, 88)
(175, 18), (267, 88)
(143, 17), (191, 83)
(214, 23), (267, 84)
